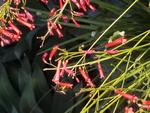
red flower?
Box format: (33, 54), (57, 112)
(139, 104), (150, 109)
(52, 60), (62, 84)
(60, 60), (68, 77)
(16, 18), (35, 30)
(79, 67), (95, 87)
(59, 0), (63, 9)
(142, 100), (150, 105)
(85, 1), (96, 12)
(83, 50), (96, 54)
(60, 60), (75, 77)
(42, 52), (48, 63)
(114, 89), (138, 103)
(55, 28), (64, 38)
(71, 0), (81, 9)
(40, 0), (48, 4)
(57, 82), (73, 89)
(0, 29), (20, 41)
(8, 21), (22, 35)
(75, 77), (80, 83)
(105, 37), (127, 48)
(49, 45), (59, 60)
(0, 36), (10, 45)
(24, 9), (34, 22)
(105, 50), (119, 54)
(49, 21), (63, 38)
(49, 8), (56, 17)
(71, 18), (80, 27)
(47, 21), (54, 36)
(73, 11), (84, 17)
(61, 15), (68, 23)
(97, 62), (104, 79)
(80, 0), (87, 12)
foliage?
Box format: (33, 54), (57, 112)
(0, 0), (150, 113)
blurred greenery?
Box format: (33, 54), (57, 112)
(0, 0), (150, 113)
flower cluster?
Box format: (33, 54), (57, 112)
(42, 36), (128, 92)
(114, 89), (150, 112)
(38, 0), (96, 47)
(0, 0), (35, 47)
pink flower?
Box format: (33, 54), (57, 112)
(42, 52), (48, 63)
(71, 0), (81, 9)
(142, 100), (150, 105)
(0, 29), (20, 41)
(73, 11), (84, 17)
(59, 0), (63, 9)
(16, 18), (35, 30)
(0, 36), (10, 45)
(114, 89), (138, 103)
(60, 60), (75, 77)
(49, 45), (59, 60)
(75, 77), (80, 83)
(139, 104), (150, 109)
(40, 0), (48, 4)
(80, 0), (87, 12)
(105, 37), (127, 48)
(105, 50), (119, 54)
(49, 8), (56, 17)
(52, 60), (62, 84)
(8, 21), (22, 35)
(71, 18), (80, 27)
(97, 62), (104, 79)
(24, 9), (34, 22)
(57, 82), (73, 89)
(83, 50), (96, 54)
(60, 60), (68, 77)
(79, 67), (95, 87)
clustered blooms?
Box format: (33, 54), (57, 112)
(38, 0), (96, 47)
(114, 89), (150, 112)
(42, 36), (128, 92)
(0, 0), (35, 47)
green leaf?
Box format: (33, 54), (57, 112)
(19, 79), (44, 113)
(0, 63), (19, 112)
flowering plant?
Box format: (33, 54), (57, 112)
(0, 0), (150, 113)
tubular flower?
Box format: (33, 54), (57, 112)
(57, 82), (73, 89)
(79, 67), (95, 87)
(105, 50), (119, 54)
(138, 104), (150, 109)
(0, 1), (35, 47)
(42, 52), (48, 63)
(71, 18), (80, 28)
(60, 60), (75, 77)
(16, 18), (35, 30)
(83, 50), (96, 54)
(138, 100), (150, 109)
(0, 29), (20, 41)
(114, 89), (138, 103)
(39, 0), (96, 43)
(8, 21), (22, 35)
(97, 62), (104, 79)
(52, 60), (62, 84)
(49, 45), (59, 60)
(142, 100), (150, 105)
(105, 37), (127, 48)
